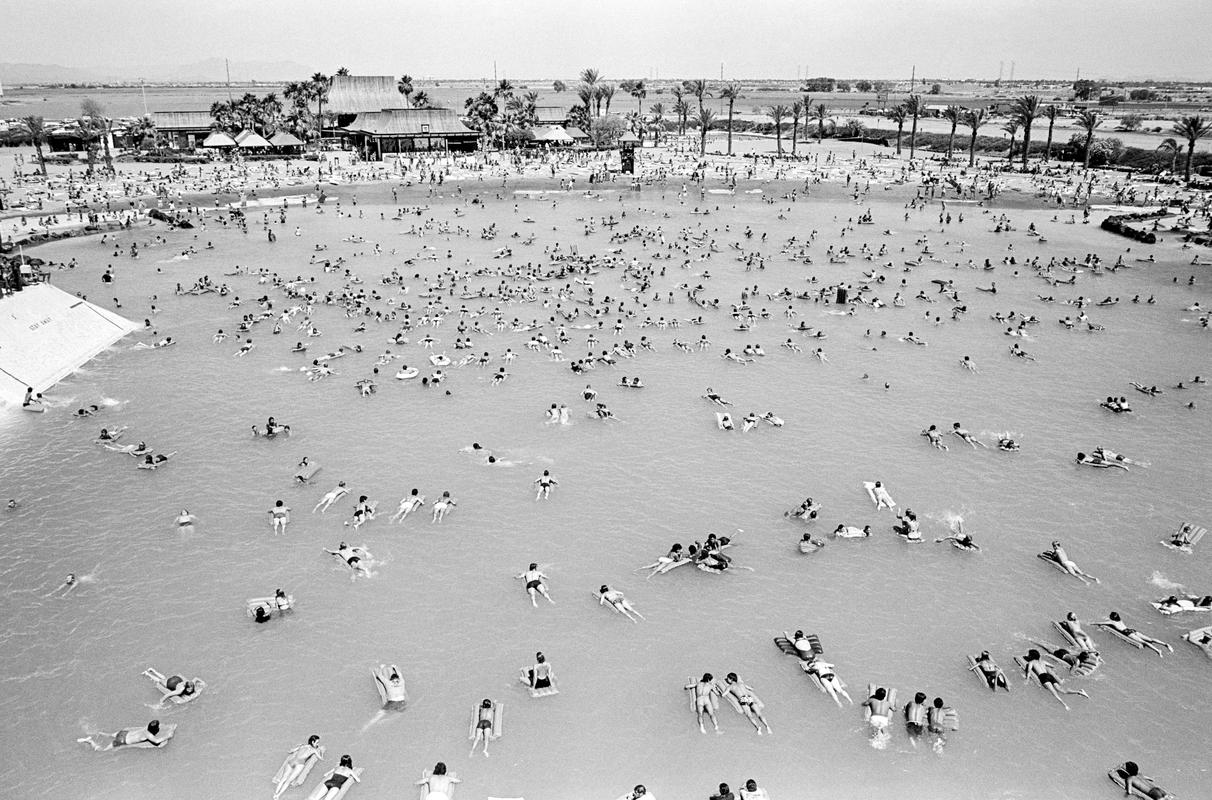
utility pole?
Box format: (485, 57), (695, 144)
(1009, 61), (1015, 83)
(720, 62), (723, 81)
(225, 59), (232, 102)
(140, 78), (148, 117)
(910, 64), (915, 92)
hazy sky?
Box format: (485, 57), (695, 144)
(6, 0), (1212, 80)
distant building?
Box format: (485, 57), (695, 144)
(534, 106), (570, 127)
(152, 111), (214, 149)
(342, 109), (478, 157)
(325, 75), (404, 128)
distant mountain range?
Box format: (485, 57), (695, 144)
(1, 60), (314, 85)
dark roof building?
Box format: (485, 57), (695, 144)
(534, 106), (570, 126)
(343, 109), (478, 156)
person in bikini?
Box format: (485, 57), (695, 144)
(1095, 611), (1172, 656)
(969, 651), (1009, 690)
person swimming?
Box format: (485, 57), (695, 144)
(516, 563), (554, 606)
(598, 585), (644, 622)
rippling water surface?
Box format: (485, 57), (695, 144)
(0, 176), (1209, 800)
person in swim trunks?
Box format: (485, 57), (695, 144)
(325, 543), (371, 578)
(1117, 761), (1171, 800)
(469, 699), (496, 757)
(903, 691), (928, 736)
(78, 719), (171, 751)
(863, 687), (893, 730)
(723, 673), (772, 734)
(1021, 649), (1090, 710)
(516, 564), (554, 607)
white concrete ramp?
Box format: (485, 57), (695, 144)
(0, 284), (138, 407)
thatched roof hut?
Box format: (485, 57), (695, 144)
(326, 75), (403, 125)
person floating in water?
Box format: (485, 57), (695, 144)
(516, 563), (554, 607)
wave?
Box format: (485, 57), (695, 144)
(1149, 571), (1184, 591)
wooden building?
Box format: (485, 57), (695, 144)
(343, 109), (478, 157)
(152, 111), (215, 149)
(325, 75), (403, 128)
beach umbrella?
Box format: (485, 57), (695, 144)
(534, 126), (574, 143)
(202, 131), (236, 148)
(268, 131), (303, 148)
(236, 131), (271, 149)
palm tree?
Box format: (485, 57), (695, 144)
(719, 82), (742, 156)
(649, 102), (665, 146)
(258, 93), (284, 136)
(1012, 94), (1041, 170)
(411, 91), (431, 109)
(671, 86), (686, 134)
(397, 74), (414, 106)
(684, 79), (710, 114)
(888, 104), (908, 155)
(1042, 104), (1059, 161)
(696, 108), (716, 155)
(905, 95), (924, 159)
(815, 103), (829, 143)
(1156, 137), (1182, 174)
(629, 80), (647, 115)
(81, 98), (113, 176)
(22, 116), (48, 176)
(600, 83), (616, 116)
(335, 67), (350, 76)
(1171, 115), (1212, 182)
(310, 72), (330, 155)
(964, 108), (988, 167)
(767, 104), (789, 156)
(1002, 119), (1019, 163)
(790, 100), (803, 156)
(576, 84), (594, 117)
(1075, 110), (1100, 169)
(625, 111), (642, 138)
(580, 68), (601, 115)
(674, 100), (690, 136)
(941, 105), (963, 160)
(127, 115), (157, 150)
